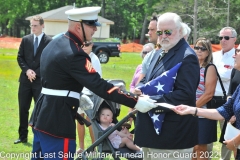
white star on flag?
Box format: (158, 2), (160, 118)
(138, 62), (182, 135)
(172, 73), (177, 79)
(145, 81), (151, 86)
(151, 114), (160, 122)
(155, 82), (164, 92)
(161, 71), (168, 77)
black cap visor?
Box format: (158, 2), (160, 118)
(82, 20), (101, 26)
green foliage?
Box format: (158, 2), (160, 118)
(0, 47), (235, 159)
(0, 48), (141, 159)
(1, 0), (240, 43)
(101, 52), (142, 87)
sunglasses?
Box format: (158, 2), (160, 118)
(219, 36), (235, 40)
(194, 46), (207, 51)
(142, 51), (151, 54)
(156, 30), (173, 36)
(83, 41), (93, 47)
(235, 49), (240, 55)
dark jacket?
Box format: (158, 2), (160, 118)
(134, 39), (200, 149)
(17, 33), (52, 83)
(29, 31), (138, 139)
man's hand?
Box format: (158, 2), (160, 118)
(134, 95), (157, 113)
(133, 88), (142, 95)
(26, 69), (36, 82)
(79, 94), (93, 110)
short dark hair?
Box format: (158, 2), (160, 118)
(150, 15), (158, 22)
(31, 15), (44, 25)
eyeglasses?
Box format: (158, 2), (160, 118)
(142, 51), (151, 54)
(235, 49), (240, 55)
(156, 30), (173, 36)
(194, 46), (207, 51)
(84, 41), (93, 47)
(219, 36), (235, 40)
(29, 24), (40, 28)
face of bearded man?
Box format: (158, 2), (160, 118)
(157, 19), (182, 51)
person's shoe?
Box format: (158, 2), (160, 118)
(14, 138), (27, 144)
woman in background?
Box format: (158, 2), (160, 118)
(173, 47), (240, 160)
(219, 45), (240, 159)
(193, 38), (218, 160)
(128, 43), (155, 126)
(129, 43), (155, 92)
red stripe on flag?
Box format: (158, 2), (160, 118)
(63, 138), (69, 160)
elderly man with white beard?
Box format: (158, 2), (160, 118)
(133, 12), (200, 160)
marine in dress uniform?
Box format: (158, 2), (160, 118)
(29, 6), (156, 160)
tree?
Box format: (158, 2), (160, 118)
(1, 0), (240, 44)
(193, 0), (198, 44)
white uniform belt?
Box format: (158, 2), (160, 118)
(41, 87), (80, 100)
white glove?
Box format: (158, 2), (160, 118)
(79, 94), (93, 110)
(134, 95), (157, 113)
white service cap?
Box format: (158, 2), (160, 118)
(65, 7), (101, 26)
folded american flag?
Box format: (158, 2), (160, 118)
(138, 62), (182, 135)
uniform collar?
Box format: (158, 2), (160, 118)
(65, 31), (83, 46)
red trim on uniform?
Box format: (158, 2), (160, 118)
(85, 59), (96, 73)
(106, 87), (138, 102)
(107, 86), (119, 94)
(63, 138), (69, 160)
(64, 34), (81, 51)
(68, 31), (83, 44)
(31, 127), (76, 140)
(117, 89), (138, 102)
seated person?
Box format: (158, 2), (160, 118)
(98, 107), (141, 152)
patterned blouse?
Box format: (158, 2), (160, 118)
(196, 67), (207, 109)
(217, 85), (240, 129)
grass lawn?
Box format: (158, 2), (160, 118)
(0, 48), (230, 160)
